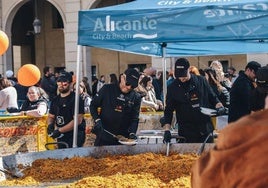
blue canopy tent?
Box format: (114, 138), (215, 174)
(78, 0), (268, 57)
(73, 0), (268, 147)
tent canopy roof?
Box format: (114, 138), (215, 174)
(78, 0), (268, 57)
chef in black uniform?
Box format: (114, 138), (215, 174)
(47, 71), (86, 148)
(162, 58), (224, 143)
(90, 68), (141, 146)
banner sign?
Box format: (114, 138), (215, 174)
(0, 117), (47, 156)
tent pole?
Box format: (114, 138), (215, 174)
(73, 45), (82, 148)
(161, 43), (167, 107)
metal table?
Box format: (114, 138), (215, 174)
(137, 130), (186, 144)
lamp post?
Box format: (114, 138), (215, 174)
(33, 0), (41, 34)
(33, 18), (41, 34)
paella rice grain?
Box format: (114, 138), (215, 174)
(0, 152), (198, 187)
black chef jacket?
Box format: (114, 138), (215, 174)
(164, 74), (220, 143)
(90, 84), (141, 144)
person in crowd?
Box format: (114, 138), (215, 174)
(47, 72), (86, 149)
(228, 61), (261, 123)
(69, 71), (77, 86)
(199, 69), (206, 77)
(40, 66), (57, 101)
(90, 68), (141, 146)
(5, 70), (17, 86)
(226, 66), (238, 84)
(189, 65), (200, 76)
(56, 69), (66, 77)
(162, 58), (225, 143)
(92, 75), (106, 97)
(91, 76), (98, 97)
(109, 73), (118, 85)
(134, 73), (147, 98)
(96, 75), (105, 92)
(204, 68), (230, 108)
(19, 86), (48, 117)
(143, 67), (162, 101)
(166, 70), (175, 87)
(191, 93), (268, 188)
(137, 75), (163, 111)
(210, 60), (232, 91)
(250, 65), (268, 111)
(54, 70), (60, 81)
(73, 81), (91, 113)
(0, 78), (18, 111)
(14, 83), (29, 107)
(156, 71), (169, 102)
(82, 76), (92, 97)
(38, 86), (49, 101)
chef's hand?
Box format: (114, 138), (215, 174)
(47, 123), (55, 135)
(163, 130), (171, 144)
(215, 106), (226, 116)
(49, 129), (64, 139)
(129, 133), (137, 140)
(91, 119), (103, 135)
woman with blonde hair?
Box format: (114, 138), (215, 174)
(189, 65), (200, 76)
(210, 60), (232, 91)
(204, 68), (230, 107)
(73, 81), (91, 113)
(19, 86), (49, 117)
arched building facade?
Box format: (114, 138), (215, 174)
(0, 0), (267, 81)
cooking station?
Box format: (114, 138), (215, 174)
(137, 130), (186, 144)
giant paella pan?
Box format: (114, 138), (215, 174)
(0, 143), (213, 187)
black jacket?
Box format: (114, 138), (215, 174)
(90, 84), (141, 138)
(250, 88), (266, 111)
(20, 97), (48, 112)
(164, 74), (220, 139)
(228, 71), (255, 123)
(210, 84), (230, 108)
(49, 92), (85, 129)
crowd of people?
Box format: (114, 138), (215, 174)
(162, 59), (268, 144)
(88, 59), (268, 146)
(191, 64), (268, 188)
(0, 67), (93, 148)
(0, 58), (267, 148)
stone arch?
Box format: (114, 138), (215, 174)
(86, 0), (102, 9)
(45, 0), (66, 30)
(2, 0), (66, 74)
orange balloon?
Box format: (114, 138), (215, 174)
(18, 64), (41, 86)
(0, 30), (9, 56)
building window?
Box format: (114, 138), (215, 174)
(91, 66), (97, 78)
